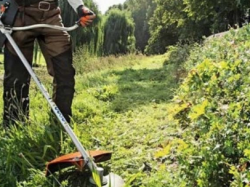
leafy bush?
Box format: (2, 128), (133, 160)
(163, 44), (193, 66)
(165, 25), (250, 186)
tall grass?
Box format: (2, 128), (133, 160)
(73, 46), (145, 75)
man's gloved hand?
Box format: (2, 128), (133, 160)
(77, 5), (96, 27)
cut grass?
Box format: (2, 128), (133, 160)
(0, 53), (182, 186)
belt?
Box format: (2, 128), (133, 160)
(26, 1), (58, 11)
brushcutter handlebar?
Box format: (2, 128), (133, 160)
(12, 23), (79, 31)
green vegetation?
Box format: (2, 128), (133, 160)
(5, 23), (250, 186)
(61, 0), (250, 56)
(2, 0), (250, 186)
(0, 51), (183, 186)
(102, 9), (135, 55)
(157, 24), (250, 186)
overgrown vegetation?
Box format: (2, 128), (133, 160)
(155, 24), (250, 186)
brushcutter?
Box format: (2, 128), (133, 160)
(0, 1), (124, 186)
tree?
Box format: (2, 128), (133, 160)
(144, 0), (250, 55)
(145, 0), (215, 55)
(124, 0), (155, 52)
(184, 0), (250, 32)
(103, 9), (135, 55)
(145, 0), (183, 54)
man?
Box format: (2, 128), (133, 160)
(2, 0), (95, 126)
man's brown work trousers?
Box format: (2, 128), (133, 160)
(3, 6), (75, 125)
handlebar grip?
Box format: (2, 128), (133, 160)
(76, 20), (81, 26)
(84, 10), (95, 16)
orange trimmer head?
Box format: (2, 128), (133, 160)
(46, 150), (112, 176)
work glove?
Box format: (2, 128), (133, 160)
(77, 5), (96, 27)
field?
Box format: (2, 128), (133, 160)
(0, 51), (182, 186)
(2, 25), (250, 187)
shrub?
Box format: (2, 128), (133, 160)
(166, 25), (250, 186)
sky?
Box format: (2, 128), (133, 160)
(94, 0), (126, 14)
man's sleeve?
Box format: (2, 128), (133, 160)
(67, 0), (84, 12)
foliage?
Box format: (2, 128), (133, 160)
(102, 9), (135, 56)
(145, 0), (213, 55)
(165, 24), (250, 186)
(146, 0), (184, 54)
(123, 0), (155, 52)
(5, 1), (250, 186)
(163, 44), (194, 66)
(57, 0), (250, 57)
(184, 0), (250, 31)
(144, 0), (250, 55)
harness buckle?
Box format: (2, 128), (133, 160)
(38, 1), (50, 11)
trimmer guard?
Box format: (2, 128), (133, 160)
(46, 150), (112, 176)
